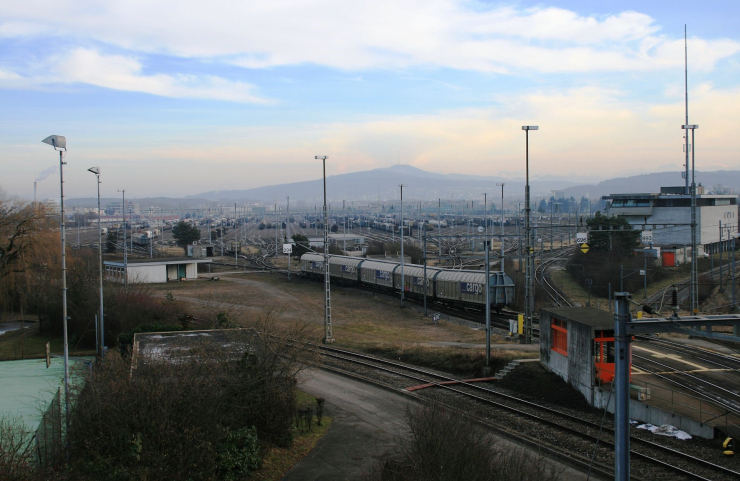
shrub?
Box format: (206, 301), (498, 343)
(216, 426), (261, 480)
(369, 403), (562, 481)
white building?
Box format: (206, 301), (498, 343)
(104, 258), (211, 284)
(603, 186), (738, 254)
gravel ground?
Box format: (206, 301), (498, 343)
(318, 348), (740, 481)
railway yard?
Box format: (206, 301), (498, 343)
(83, 208), (737, 480)
(10, 209), (740, 480)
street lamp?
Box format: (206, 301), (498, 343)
(87, 167), (105, 361)
(496, 183), (505, 273)
(41, 134), (70, 451)
(316, 156), (334, 343)
(522, 125), (539, 344)
(118, 189), (127, 289)
(400, 184), (405, 307)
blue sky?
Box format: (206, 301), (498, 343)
(2, 1), (739, 200)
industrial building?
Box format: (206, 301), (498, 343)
(104, 258), (211, 284)
(603, 186), (738, 255)
(306, 233), (366, 252)
(187, 243), (215, 258)
(539, 307), (714, 438)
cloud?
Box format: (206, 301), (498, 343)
(0, 48), (271, 103)
(0, 1), (737, 74)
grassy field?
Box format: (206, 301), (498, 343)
(148, 272), (503, 353)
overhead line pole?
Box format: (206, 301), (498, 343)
(522, 126), (539, 344)
(316, 156), (334, 343)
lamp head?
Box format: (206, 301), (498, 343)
(521, 126), (539, 131)
(41, 135), (67, 150)
(315, 156), (328, 160)
(87, 167), (100, 175)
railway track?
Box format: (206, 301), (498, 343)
(312, 345), (740, 480)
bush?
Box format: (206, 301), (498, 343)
(216, 426), (261, 480)
(67, 315), (316, 480)
(369, 403), (562, 481)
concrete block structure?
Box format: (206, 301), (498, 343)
(104, 258), (211, 284)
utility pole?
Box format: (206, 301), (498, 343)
(683, 123), (699, 312)
(234, 203), (238, 267)
(484, 239), (491, 372)
(522, 126), (538, 344)
(118, 189), (127, 289)
(316, 156), (334, 343)
(497, 183), (505, 273)
(400, 185), (405, 307)
(438, 198), (442, 257)
(87, 167), (104, 360)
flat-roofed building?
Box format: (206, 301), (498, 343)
(104, 257), (211, 283)
(603, 186), (738, 254)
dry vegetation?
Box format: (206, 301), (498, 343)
(367, 403), (562, 481)
(148, 273), (491, 350)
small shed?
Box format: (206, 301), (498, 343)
(104, 258), (212, 284)
(539, 307), (625, 404)
(187, 243), (214, 258)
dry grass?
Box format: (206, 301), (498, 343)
(149, 274), (490, 352)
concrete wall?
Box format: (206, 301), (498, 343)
(186, 263), (198, 279)
(594, 387), (715, 439)
(619, 203), (737, 247)
(540, 311), (594, 403)
(128, 265), (167, 284)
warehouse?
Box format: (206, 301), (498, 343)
(104, 258), (211, 284)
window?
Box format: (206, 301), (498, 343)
(551, 318), (568, 356)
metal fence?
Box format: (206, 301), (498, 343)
(628, 377), (740, 436)
(34, 388), (62, 468)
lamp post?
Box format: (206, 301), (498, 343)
(88, 167), (105, 360)
(316, 156), (334, 343)
(41, 135), (70, 452)
(683, 124), (699, 313)
(496, 183), (505, 273)
(522, 126), (539, 344)
(400, 185), (405, 307)
(118, 189), (127, 289)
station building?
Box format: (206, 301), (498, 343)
(603, 186), (738, 256)
(104, 257), (211, 284)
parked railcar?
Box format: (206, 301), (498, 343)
(392, 265), (441, 296)
(329, 256), (363, 282)
(299, 253), (515, 312)
(359, 259), (398, 289)
(300, 253), (326, 276)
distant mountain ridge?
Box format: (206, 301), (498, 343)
(560, 170), (740, 199)
(191, 165), (740, 204)
(190, 165), (586, 204)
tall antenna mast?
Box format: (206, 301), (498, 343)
(684, 25), (690, 194)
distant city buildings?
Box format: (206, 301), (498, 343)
(105, 201), (140, 216)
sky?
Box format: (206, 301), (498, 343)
(2, 0), (740, 201)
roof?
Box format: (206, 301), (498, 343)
(104, 257), (212, 267)
(360, 259), (399, 272)
(540, 307), (614, 329)
(132, 329), (260, 367)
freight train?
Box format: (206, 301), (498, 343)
(300, 253), (514, 312)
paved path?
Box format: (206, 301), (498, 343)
(283, 368), (592, 480)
